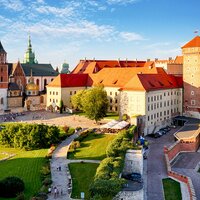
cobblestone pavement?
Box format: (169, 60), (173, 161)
(14, 110), (105, 129)
(145, 127), (181, 200)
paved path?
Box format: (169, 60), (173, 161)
(145, 127), (181, 200)
(48, 132), (101, 200)
(48, 133), (80, 200)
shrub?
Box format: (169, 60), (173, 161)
(0, 176), (25, 198)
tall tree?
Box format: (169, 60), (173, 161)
(81, 86), (108, 123)
(71, 90), (86, 110)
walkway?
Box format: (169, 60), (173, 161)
(48, 132), (79, 200)
(48, 132), (101, 200)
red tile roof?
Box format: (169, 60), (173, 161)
(71, 60), (146, 74)
(48, 61), (183, 91)
(174, 56), (183, 64)
(182, 36), (200, 48)
(121, 74), (183, 91)
(47, 74), (88, 87)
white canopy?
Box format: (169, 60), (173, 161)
(100, 120), (119, 128)
(100, 120), (129, 129)
(111, 121), (129, 129)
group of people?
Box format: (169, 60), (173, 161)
(48, 186), (63, 198)
(0, 112), (25, 122)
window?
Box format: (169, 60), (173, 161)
(157, 95), (159, 100)
(53, 92), (55, 95)
(110, 92), (112, 95)
(50, 99), (51, 102)
(151, 104), (153, 110)
(157, 103), (159, 108)
(164, 101), (166, 107)
(0, 98), (3, 105)
(160, 95), (162, 100)
(115, 92), (117, 96)
(50, 91), (51, 95)
(148, 105), (150, 111)
(151, 97), (153, 101)
(36, 79), (39, 86)
(148, 116), (150, 121)
(167, 110), (169, 115)
(154, 96), (156, 101)
(115, 106), (118, 111)
(110, 99), (112, 103)
(148, 97), (150, 102)
(154, 103), (156, 109)
(151, 115), (153, 120)
(110, 106), (112, 110)
(74, 91), (76, 94)
(167, 101), (169, 106)
(157, 113), (159, 117)
(164, 92), (166, 96)
(191, 91), (194, 95)
(0, 77), (3, 82)
(115, 99), (117, 103)
(70, 91), (72, 95)
(164, 111), (166, 115)
(160, 112), (162, 117)
(191, 100), (195, 105)
(160, 102), (162, 107)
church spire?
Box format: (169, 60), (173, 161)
(0, 41), (7, 64)
(23, 35), (37, 64)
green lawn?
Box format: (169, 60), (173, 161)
(162, 178), (182, 200)
(68, 133), (116, 160)
(0, 147), (48, 200)
(69, 162), (99, 199)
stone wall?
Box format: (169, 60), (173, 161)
(164, 143), (197, 200)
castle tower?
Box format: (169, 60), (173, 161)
(182, 36), (200, 118)
(0, 41), (8, 110)
(0, 41), (7, 64)
(24, 35), (36, 64)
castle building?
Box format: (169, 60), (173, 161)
(182, 36), (200, 118)
(0, 41), (8, 110)
(21, 36), (59, 92)
(46, 60), (183, 135)
(0, 37), (58, 112)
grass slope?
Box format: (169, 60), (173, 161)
(68, 133), (116, 160)
(162, 178), (182, 200)
(69, 163), (99, 199)
(0, 147), (47, 200)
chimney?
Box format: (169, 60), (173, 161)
(169, 57), (172, 61)
(147, 58), (150, 62)
(155, 58), (158, 61)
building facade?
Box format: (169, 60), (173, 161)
(182, 36), (200, 118)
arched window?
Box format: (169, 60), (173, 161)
(44, 79), (47, 91)
(1, 98), (3, 105)
(36, 79), (39, 86)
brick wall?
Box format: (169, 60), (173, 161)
(164, 142), (197, 200)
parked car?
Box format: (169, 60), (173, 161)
(122, 172), (142, 183)
(154, 131), (162, 138)
(159, 130), (166, 135)
(169, 125), (176, 128)
(160, 126), (171, 132)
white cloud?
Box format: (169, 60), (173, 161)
(0, 0), (24, 11)
(119, 32), (144, 41)
(35, 5), (75, 17)
(145, 42), (170, 49)
(107, 0), (138, 5)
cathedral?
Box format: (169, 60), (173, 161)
(0, 36), (59, 112)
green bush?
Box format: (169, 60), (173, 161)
(90, 127), (135, 199)
(0, 123), (60, 149)
(0, 176), (25, 198)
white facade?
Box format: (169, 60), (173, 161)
(26, 76), (55, 91)
(0, 88), (8, 111)
(120, 88), (183, 135)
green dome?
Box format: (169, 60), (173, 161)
(61, 62), (70, 74)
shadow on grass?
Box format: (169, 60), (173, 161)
(0, 156), (48, 200)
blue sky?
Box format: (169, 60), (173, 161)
(0, 0), (200, 70)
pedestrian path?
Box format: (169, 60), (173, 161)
(48, 132), (80, 200)
(47, 130), (101, 200)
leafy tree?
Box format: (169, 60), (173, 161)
(71, 90), (86, 110)
(81, 86), (108, 123)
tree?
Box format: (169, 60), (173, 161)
(71, 90), (86, 110)
(81, 86), (108, 123)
